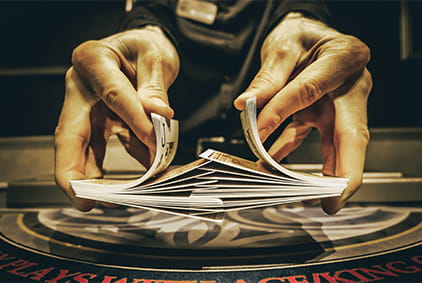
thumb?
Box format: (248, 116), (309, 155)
(134, 28), (179, 119)
(234, 46), (298, 110)
(138, 84), (174, 119)
(57, 170), (96, 212)
(136, 52), (177, 119)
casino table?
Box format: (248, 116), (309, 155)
(0, 204), (421, 282)
(0, 130), (421, 282)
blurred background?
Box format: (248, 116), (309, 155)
(0, 0), (420, 136)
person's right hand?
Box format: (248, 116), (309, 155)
(54, 26), (180, 211)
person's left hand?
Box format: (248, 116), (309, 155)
(234, 12), (372, 215)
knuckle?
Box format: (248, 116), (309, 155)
(71, 40), (101, 66)
(141, 83), (166, 98)
(347, 68), (373, 100)
(249, 71), (276, 92)
(273, 45), (291, 59)
(154, 54), (173, 73)
(54, 125), (90, 150)
(266, 113), (284, 131)
(140, 84), (169, 106)
(63, 67), (83, 97)
(284, 130), (301, 149)
(338, 35), (371, 67)
(335, 124), (370, 146)
(262, 43), (291, 61)
(283, 123), (309, 148)
(53, 126), (64, 148)
(360, 69), (373, 94)
(101, 86), (121, 106)
(64, 67), (75, 95)
(153, 53), (179, 80)
(144, 50), (163, 65)
(64, 67), (74, 83)
(361, 126), (371, 144)
(349, 37), (371, 65)
(297, 79), (323, 107)
(164, 57), (180, 82)
(142, 50), (179, 85)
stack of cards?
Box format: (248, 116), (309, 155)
(71, 98), (348, 222)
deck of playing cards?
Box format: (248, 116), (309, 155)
(71, 98), (348, 222)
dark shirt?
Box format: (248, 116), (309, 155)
(119, 0), (329, 161)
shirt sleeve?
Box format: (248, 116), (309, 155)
(266, 0), (331, 34)
(118, 1), (330, 47)
(273, 0), (330, 22)
(117, 0), (179, 50)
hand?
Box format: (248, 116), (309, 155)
(234, 13), (372, 214)
(54, 26), (180, 211)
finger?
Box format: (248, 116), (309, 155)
(55, 68), (96, 211)
(299, 129), (335, 208)
(234, 45), (299, 111)
(303, 199), (320, 206)
(72, 41), (156, 151)
(297, 96), (336, 176)
(256, 37), (370, 141)
(319, 126), (336, 177)
(136, 53), (175, 119)
(87, 124), (119, 209)
(98, 201), (120, 208)
(321, 69), (372, 215)
(85, 110), (108, 179)
(267, 121), (312, 162)
(110, 26), (179, 118)
(306, 125), (336, 209)
(84, 144), (122, 209)
(91, 102), (153, 167)
(312, 97), (336, 177)
(117, 129), (152, 167)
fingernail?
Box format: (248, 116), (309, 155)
(235, 92), (254, 108)
(74, 197), (95, 212)
(155, 99), (174, 118)
(234, 96), (246, 110)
